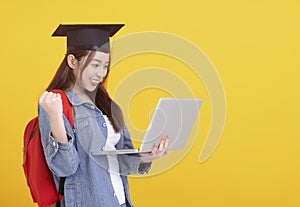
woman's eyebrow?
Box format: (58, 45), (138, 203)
(92, 59), (101, 62)
(92, 58), (109, 64)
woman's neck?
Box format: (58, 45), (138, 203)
(72, 85), (94, 104)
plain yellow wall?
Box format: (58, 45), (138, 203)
(1, 0), (299, 206)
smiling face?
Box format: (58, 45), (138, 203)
(71, 51), (110, 93)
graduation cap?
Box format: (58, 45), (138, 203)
(52, 24), (125, 53)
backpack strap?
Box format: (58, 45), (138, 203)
(55, 177), (66, 207)
(50, 89), (74, 207)
(51, 89), (74, 128)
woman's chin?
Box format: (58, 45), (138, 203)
(85, 86), (98, 93)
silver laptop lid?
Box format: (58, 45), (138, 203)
(140, 98), (202, 152)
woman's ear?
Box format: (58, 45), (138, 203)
(67, 54), (77, 69)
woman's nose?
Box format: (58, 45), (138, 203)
(97, 68), (107, 78)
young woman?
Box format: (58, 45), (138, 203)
(38, 24), (169, 207)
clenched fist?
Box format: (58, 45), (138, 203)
(39, 91), (63, 118)
(39, 91), (68, 143)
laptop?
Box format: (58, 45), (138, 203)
(91, 98), (203, 155)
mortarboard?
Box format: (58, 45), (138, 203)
(52, 24), (125, 52)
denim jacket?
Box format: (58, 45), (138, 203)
(38, 89), (151, 207)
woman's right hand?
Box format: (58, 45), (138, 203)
(39, 91), (68, 143)
(39, 91), (63, 118)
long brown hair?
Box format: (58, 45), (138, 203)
(46, 50), (124, 132)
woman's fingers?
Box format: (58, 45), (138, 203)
(139, 136), (170, 163)
(45, 92), (53, 103)
(164, 136), (170, 149)
(151, 143), (159, 155)
(154, 136), (170, 155)
(45, 92), (62, 102)
(38, 91), (48, 104)
(159, 136), (169, 151)
(39, 91), (63, 117)
(40, 91), (62, 103)
(163, 136), (170, 154)
(158, 138), (165, 152)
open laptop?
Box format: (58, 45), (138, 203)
(91, 98), (203, 155)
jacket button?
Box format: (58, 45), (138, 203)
(102, 122), (107, 127)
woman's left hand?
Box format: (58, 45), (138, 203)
(139, 136), (170, 163)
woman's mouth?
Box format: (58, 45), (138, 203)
(91, 78), (100, 86)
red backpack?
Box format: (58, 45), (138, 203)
(22, 89), (74, 207)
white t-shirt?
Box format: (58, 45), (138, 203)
(102, 115), (126, 205)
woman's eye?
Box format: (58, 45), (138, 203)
(91, 64), (99, 68)
(104, 65), (109, 70)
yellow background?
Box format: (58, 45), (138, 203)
(1, 0), (299, 206)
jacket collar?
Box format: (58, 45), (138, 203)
(65, 88), (86, 106)
(65, 88), (104, 115)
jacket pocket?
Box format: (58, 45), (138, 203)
(64, 183), (83, 207)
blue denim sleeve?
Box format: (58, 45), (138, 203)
(118, 126), (152, 175)
(38, 104), (80, 177)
